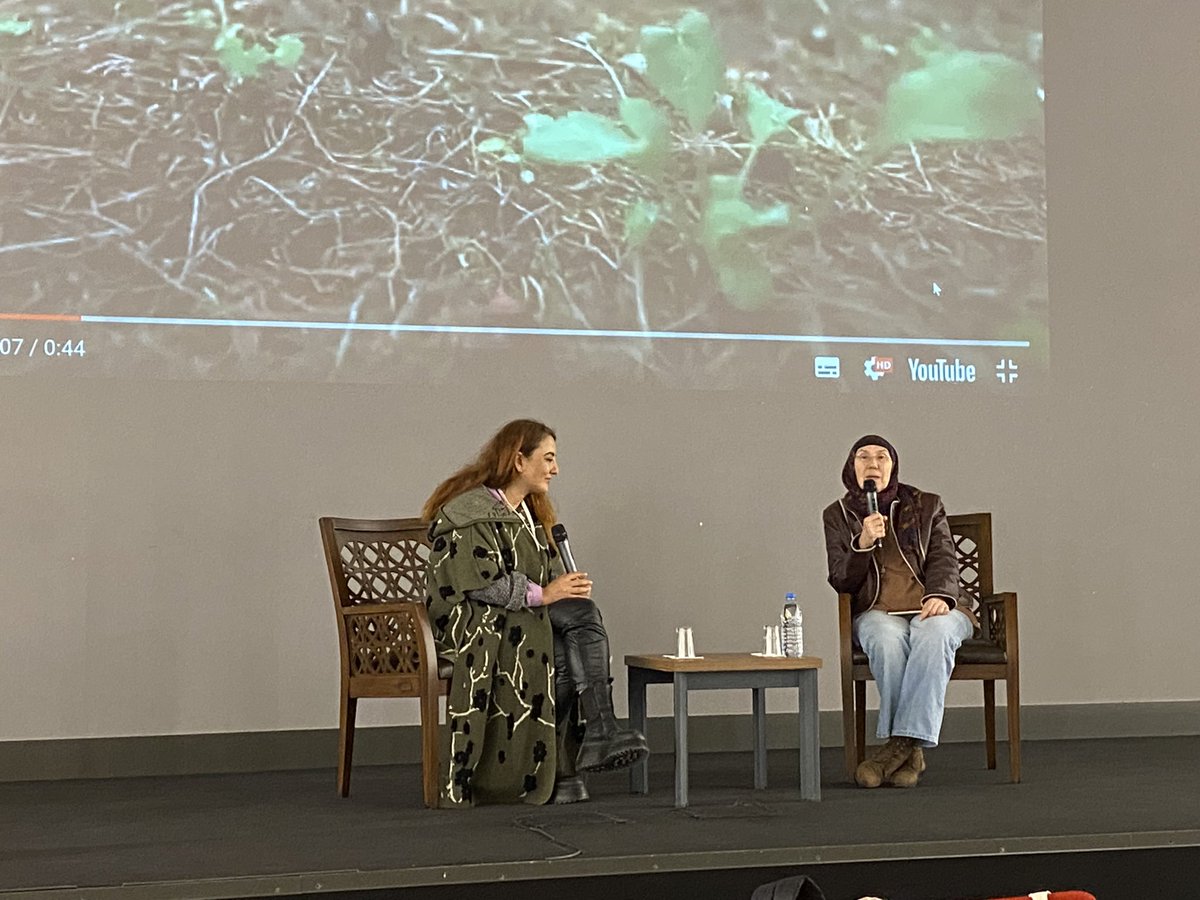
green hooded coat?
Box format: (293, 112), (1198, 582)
(425, 486), (563, 807)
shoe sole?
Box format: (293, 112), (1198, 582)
(578, 745), (648, 773)
(550, 787), (590, 804)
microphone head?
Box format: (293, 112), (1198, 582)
(550, 523), (569, 543)
(862, 479), (880, 522)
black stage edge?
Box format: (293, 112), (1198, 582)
(2, 738), (1197, 900)
(326, 848), (1198, 900)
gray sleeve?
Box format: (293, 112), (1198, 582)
(465, 572), (531, 611)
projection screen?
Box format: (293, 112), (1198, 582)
(0, 0), (1045, 393)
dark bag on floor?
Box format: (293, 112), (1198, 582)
(750, 874), (827, 900)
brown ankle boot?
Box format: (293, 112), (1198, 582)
(854, 737), (916, 788)
(888, 747), (926, 788)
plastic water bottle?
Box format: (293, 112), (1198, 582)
(781, 592), (804, 658)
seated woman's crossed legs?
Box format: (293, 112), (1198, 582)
(547, 598), (648, 803)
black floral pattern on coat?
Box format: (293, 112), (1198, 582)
(424, 487), (561, 808)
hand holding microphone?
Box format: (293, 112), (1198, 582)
(543, 572), (592, 604)
(545, 523), (591, 604)
(858, 479), (886, 550)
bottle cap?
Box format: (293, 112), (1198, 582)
(785, 592), (796, 601)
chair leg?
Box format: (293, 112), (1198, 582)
(841, 721), (857, 781)
(419, 689), (442, 809)
(1006, 673), (1022, 783)
(854, 681), (867, 765)
(983, 680), (997, 770)
(841, 672), (858, 782)
(338, 692), (357, 797)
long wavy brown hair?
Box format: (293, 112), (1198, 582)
(421, 419), (559, 537)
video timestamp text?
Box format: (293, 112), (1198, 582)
(0, 337), (86, 358)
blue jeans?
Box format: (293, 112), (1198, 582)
(853, 609), (973, 747)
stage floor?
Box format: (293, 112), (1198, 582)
(2, 736), (1197, 899)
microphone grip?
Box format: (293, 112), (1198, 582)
(864, 482), (882, 550)
(550, 524), (579, 573)
(558, 539), (578, 573)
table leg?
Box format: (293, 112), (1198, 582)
(798, 669), (821, 801)
(752, 686), (767, 790)
(673, 674), (689, 808)
(628, 667), (649, 795)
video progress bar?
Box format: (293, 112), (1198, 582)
(3, 313), (1032, 349)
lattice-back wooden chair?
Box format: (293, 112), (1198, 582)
(319, 516), (450, 807)
(838, 512), (1021, 783)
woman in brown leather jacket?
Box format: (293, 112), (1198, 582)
(822, 434), (976, 788)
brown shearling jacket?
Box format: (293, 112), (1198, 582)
(822, 484), (978, 631)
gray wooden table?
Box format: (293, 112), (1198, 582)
(625, 653), (822, 808)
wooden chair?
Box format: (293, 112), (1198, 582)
(838, 512), (1020, 783)
(319, 516), (450, 807)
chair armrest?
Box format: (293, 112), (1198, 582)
(342, 601), (424, 616)
(978, 592), (1018, 651)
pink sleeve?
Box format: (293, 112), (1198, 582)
(525, 580), (544, 607)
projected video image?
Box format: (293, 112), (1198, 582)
(0, 0), (1045, 386)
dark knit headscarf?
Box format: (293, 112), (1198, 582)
(841, 434), (900, 518)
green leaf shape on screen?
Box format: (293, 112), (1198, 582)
(521, 98), (668, 168)
(623, 200), (660, 250)
(639, 9), (724, 132)
(477, 137), (511, 154)
(702, 175), (790, 310)
(0, 17), (32, 35)
(744, 83), (803, 148)
(618, 97), (670, 171)
(214, 27), (272, 81)
(713, 256), (775, 311)
(879, 50), (1042, 148)
(703, 176), (791, 250)
(212, 26), (303, 82)
(272, 35), (305, 69)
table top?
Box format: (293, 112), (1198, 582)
(625, 653), (822, 673)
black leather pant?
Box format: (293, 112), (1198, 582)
(548, 598), (610, 714)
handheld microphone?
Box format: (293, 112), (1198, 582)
(550, 523), (578, 572)
(863, 479), (882, 549)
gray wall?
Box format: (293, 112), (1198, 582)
(2, 0), (1198, 750)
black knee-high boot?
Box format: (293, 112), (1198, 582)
(550, 599), (649, 774)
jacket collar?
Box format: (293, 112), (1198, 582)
(431, 485), (522, 536)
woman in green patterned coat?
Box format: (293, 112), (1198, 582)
(422, 419), (648, 807)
